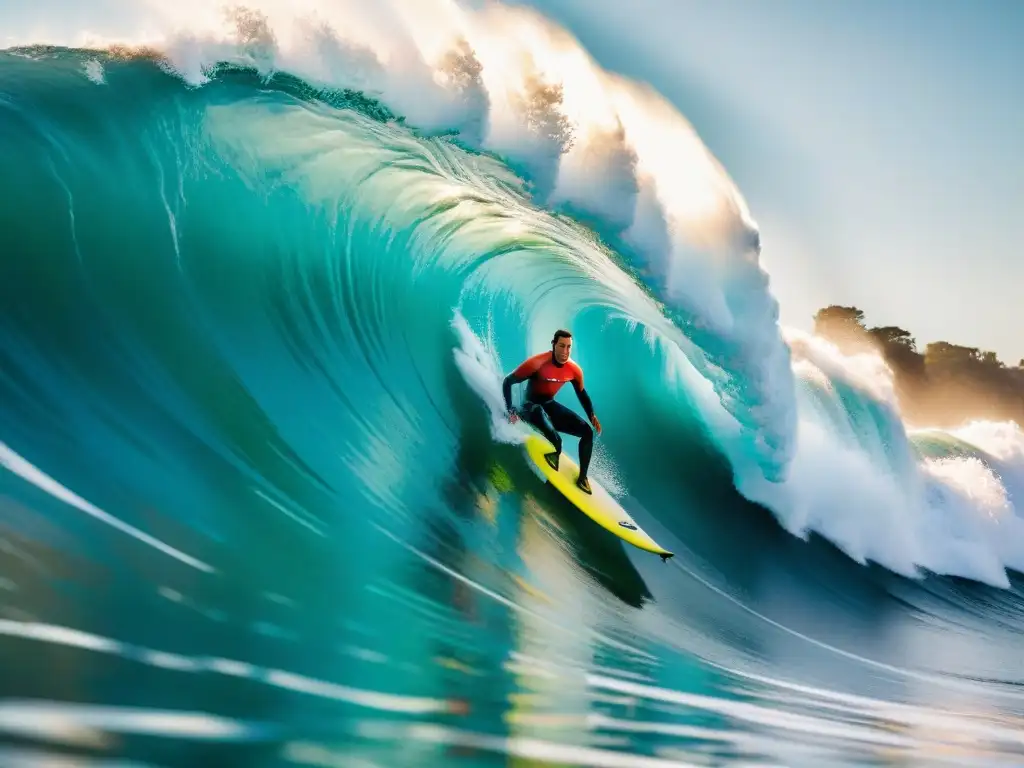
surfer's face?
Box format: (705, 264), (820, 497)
(553, 337), (571, 364)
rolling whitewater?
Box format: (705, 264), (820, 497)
(2, 2), (1024, 765)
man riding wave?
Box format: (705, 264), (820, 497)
(503, 329), (602, 494)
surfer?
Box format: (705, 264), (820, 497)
(503, 330), (602, 494)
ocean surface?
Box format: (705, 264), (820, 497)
(2, 3), (1024, 766)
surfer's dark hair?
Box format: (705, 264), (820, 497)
(552, 329), (572, 345)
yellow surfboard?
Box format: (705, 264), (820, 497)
(522, 433), (674, 561)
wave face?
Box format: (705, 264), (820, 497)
(2, 3), (1024, 765)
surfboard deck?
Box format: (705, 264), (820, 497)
(522, 432), (674, 561)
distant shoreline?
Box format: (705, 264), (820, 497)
(813, 305), (1024, 429)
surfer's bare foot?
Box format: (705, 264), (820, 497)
(544, 451), (559, 470)
(576, 476), (591, 494)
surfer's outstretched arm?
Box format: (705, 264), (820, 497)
(503, 354), (545, 417)
(571, 374), (601, 434)
(502, 371), (525, 414)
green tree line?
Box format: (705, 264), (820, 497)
(812, 305), (1024, 428)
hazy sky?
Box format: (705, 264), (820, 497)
(515, 0), (1024, 363)
(4, 1), (1023, 360)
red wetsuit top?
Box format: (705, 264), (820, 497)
(502, 352), (594, 419)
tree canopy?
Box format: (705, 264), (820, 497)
(811, 305), (1024, 428)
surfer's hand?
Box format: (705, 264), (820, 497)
(507, 409), (519, 424)
(590, 414), (602, 435)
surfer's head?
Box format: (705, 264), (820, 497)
(551, 329), (572, 364)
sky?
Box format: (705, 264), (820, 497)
(513, 0), (1024, 363)
(3, 0), (1023, 361)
